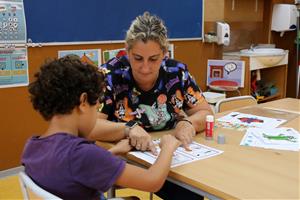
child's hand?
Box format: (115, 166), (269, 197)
(159, 134), (181, 152)
(109, 139), (132, 155)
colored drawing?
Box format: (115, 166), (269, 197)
(58, 49), (101, 67)
(217, 112), (286, 129)
(102, 48), (126, 63)
(262, 133), (297, 143)
(207, 59), (245, 88)
(240, 127), (299, 151)
(238, 117), (264, 124)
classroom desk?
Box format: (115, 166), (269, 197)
(97, 98), (300, 200)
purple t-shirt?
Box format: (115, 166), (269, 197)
(21, 133), (125, 200)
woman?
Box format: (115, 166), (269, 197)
(90, 12), (212, 151)
(89, 12), (212, 200)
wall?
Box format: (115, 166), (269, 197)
(0, 40), (222, 170)
(224, 0), (269, 51)
(204, 0), (270, 51)
(204, 0), (224, 22)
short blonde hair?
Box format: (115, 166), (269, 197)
(125, 12), (169, 53)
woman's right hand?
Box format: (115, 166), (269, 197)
(129, 126), (157, 155)
(159, 134), (181, 152)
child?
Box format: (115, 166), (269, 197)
(22, 56), (181, 200)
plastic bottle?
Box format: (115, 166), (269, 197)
(205, 115), (214, 140)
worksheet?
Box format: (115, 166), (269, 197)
(129, 139), (223, 168)
(217, 112), (286, 130)
(240, 127), (300, 151)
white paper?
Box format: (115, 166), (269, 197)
(240, 127), (300, 151)
(217, 112), (286, 129)
(129, 139), (223, 168)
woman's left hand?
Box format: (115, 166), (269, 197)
(174, 120), (196, 151)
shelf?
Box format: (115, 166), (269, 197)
(257, 93), (281, 103)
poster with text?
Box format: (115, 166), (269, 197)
(0, 47), (28, 88)
(0, 0), (27, 44)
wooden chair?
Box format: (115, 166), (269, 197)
(215, 95), (257, 113)
(19, 171), (62, 200)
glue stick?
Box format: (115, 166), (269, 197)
(205, 115), (214, 140)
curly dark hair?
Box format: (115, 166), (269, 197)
(29, 55), (104, 120)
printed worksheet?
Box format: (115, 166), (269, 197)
(217, 112), (286, 130)
(129, 139), (223, 168)
(240, 127), (300, 151)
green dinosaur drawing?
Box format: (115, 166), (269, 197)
(262, 133), (297, 143)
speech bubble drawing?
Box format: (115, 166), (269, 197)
(224, 62), (237, 74)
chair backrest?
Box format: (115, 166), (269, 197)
(19, 171), (62, 200)
(215, 95), (257, 113)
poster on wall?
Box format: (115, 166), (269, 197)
(0, 47), (28, 88)
(58, 49), (102, 67)
(102, 48), (126, 63)
(0, 0), (27, 44)
(102, 44), (174, 64)
(207, 59), (245, 88)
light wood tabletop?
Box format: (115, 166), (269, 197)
(97, 98), (300, 200)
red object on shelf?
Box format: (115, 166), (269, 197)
(209, 80), (239, 91)
(210, 80), (238, 87)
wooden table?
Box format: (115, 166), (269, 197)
(98, 98), (300, 200)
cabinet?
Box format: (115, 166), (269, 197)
(223, 51), (289, 102)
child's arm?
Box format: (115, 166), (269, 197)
(109, 139), (132, 155)
(114, 134), (181, 192)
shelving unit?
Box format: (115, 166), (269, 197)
(257, 93), (281, 103)
(238, 55), (288, 103)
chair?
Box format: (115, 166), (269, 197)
(215, 95), (257, 113)
(19, 171), (62, 200)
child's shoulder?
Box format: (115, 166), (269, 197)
(24, 133), (96, 154)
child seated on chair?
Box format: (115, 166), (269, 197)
(21, 56), (181, 200)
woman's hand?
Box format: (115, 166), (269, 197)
(159, 134), (181, 152)
(174, 120), (196, 151)
(109, 139), (132, 155)
(129, 126), (157, 155)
